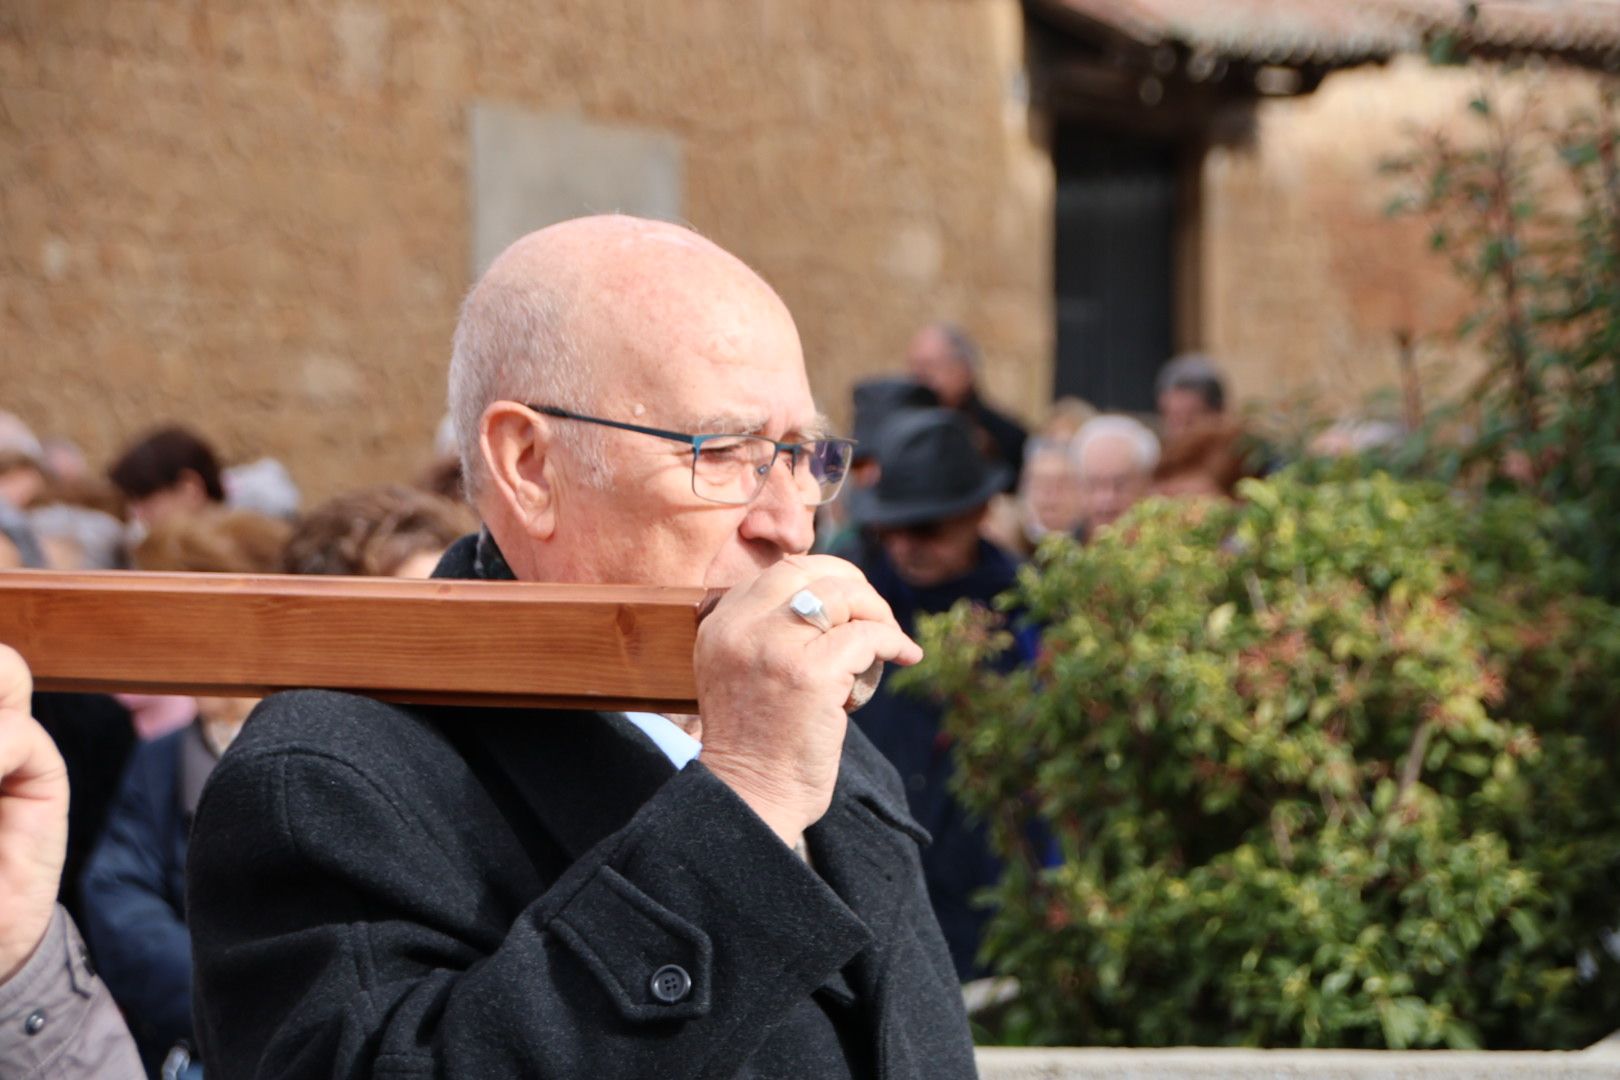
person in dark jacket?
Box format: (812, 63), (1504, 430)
(79, 509), (280, 1077)
(187, 216), (977, 1079)
(904, 322), (1029, 488)
(813, 377), (937, 556)
(79, 708), (245, 1077)
(0, 644), (144, 1080)
(842, 407), (1037, 979)
(30, 693), (136, 930)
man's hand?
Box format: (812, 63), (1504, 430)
(695, 556), (922, 847)
(0, 644), (68, 982)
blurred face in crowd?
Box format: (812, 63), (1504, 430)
(196, 696), (257, 756)
(43, 438), (88, 485)
(1158, 387), (1218, 444)
(1078, 434), (1152, 532)
(391, 550), (445, 580)
(905, 327), (974, 409)
(877, 507), (985, 588)
(1021, 444), (1084, 537)
(477, 218), (819, 590)
(38, 534), (84, 571)
(0, 458), (46, 510)
(128, 469), (212, 527)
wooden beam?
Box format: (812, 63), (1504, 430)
(0, 571), (716, 713)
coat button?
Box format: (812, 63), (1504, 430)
(23, 1010), (45, 1036)
(649, 964), (692, 1004)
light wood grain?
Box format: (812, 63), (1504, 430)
(0, 570), (714, 712)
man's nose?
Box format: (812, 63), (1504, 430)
(738, 454), (816, 554)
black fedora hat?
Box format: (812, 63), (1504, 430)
(851, 377), (937, 460)
(849, 407), (1010, 529)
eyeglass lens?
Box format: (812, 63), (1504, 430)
(692, 437), (851, 506)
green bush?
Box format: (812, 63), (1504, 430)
(1384, 83), (1620, 602)
(908, 472), (1620, 1049)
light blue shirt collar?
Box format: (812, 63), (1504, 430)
(622, 712), (702, 770)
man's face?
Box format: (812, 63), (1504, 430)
(196, 696), (258, 754)
(905, 328), (973, 409)
(128, 471), (210, 527)
(528, 253), (821, 590)
(877, 509), (984, 588)
(1021, 447), (1084, 534)
(1158, 387), (1217, 443)
(0, 462), (45, 510)
(1078, 435), (1151, 531)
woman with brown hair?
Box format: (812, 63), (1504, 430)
(282, 485), (474, 579)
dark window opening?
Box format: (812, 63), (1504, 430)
(1052, 130), (1178, 413)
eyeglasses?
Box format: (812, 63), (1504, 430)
(526, 405), (856, 507)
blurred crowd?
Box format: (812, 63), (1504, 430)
(819, 324), (1259, 563)
(0, 323), (1272, 1074)
(810, 326), (1274, 984)
(0, 415), (474, 1076)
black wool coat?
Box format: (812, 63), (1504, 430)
(187, 542), (978, 1080)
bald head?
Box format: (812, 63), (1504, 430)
(449, 216), (802, 500)
(450, 215), (823, 587)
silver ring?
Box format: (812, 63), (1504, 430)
(788, 588), (834, 633)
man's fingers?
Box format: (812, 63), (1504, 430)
(0, 707), (66, 801)
(784, 575), (897, 633)
(0, 645), (33, 717)
(715, 555), (891, 625)
(781, 554), (867, 583)
(811, 619), (924, 675)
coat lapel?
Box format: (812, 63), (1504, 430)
(806, 729), (934, 1009)
(463, 708), (680, 862)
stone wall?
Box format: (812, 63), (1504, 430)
(1202, 55), (1609, 425)
(15, 3), (1597, 493)
(0, 0), (1051, 501)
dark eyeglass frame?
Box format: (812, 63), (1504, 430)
(525, 404), (857, 507)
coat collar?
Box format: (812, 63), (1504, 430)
(469, 707), (684, 862)
(434, 529), (513, 583)
(433, 530), (931, 885)
(462, 706), (928, 868)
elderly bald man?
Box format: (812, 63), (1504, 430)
(187, 217), (978, 1080)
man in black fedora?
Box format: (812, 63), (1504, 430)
(841, 407), (1037, 979)
(849, 377), (937, 488)
(814, 377), (937, 555)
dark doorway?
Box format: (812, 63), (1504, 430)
(1052, 130), (1178, 412)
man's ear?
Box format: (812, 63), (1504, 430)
(480, 402), (557, 543)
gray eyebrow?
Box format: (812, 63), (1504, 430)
(691, 412), (835, 441)
(801, 413), (835, 441)
(692, 411), (768, 434)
